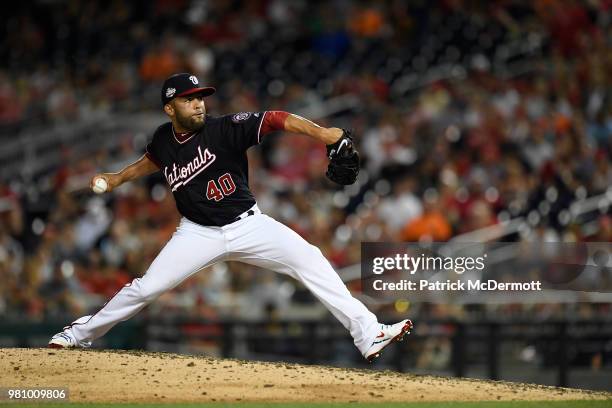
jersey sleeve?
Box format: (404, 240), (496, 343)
(222, 112), (266, 151)
(144, 126), (163, 168)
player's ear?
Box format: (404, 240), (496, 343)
(163, 103), (174, 117)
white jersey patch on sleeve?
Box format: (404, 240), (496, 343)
(232, 112), (252, 123)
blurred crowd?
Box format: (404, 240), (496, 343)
(0, 0), (611, 333)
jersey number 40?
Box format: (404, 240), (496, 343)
(206, 173), (236, 201)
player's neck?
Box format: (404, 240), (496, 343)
(172, 125), (196, 143)
(173, 126), (194, 136)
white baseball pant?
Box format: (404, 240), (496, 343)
(69, 205), (380, 355)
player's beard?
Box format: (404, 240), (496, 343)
(176, 110), (206, 131)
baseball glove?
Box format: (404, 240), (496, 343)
(326, 129), (360, 185)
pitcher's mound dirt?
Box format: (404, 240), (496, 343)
(1, 348), (609, 403)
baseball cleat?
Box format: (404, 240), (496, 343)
(364, 319), (413, 362)
(48, 328), (79, 349)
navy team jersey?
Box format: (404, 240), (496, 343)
(145, 112), (265, 226)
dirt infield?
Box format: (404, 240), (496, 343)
(0, 348), (609, 403)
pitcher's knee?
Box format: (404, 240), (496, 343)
(310, 245), (326, 260)
(290, 245), (332, 271)
(131, 278), (166, 302)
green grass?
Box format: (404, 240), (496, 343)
(2, 402), (611, 408)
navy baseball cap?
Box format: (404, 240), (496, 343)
(161, 73), (216, 106)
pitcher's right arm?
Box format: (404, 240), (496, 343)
(90, 154), (159, 192)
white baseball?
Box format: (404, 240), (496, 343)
(92, 177), (108, 194)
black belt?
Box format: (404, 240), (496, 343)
(233, 209), (255, 222)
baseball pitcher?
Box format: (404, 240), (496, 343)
(49, 73), (412, 361)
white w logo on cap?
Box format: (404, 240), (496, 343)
(189, 75), (198, 85)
